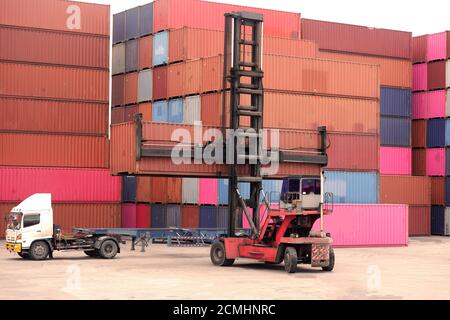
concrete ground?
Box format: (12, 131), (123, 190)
(0, 237), (449, 300)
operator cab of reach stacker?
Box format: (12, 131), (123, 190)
(279, 176), (322, 212)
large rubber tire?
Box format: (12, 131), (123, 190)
(84, 250), (100, 258)
(284, 247), (298, 273)
(18, 252), (30, 259)
(29, 241), (50, 261)
(210, 242), (235, 266)
(322, 247), (335, 272)
(98, 240), (119, 259)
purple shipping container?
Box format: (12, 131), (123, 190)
(199, 206), (217, 228)
(217, 206), (229, 228)
(446, 149), (450, 176)
(122, 204), (137, 228)
(139, 3), (153, 37)
(125, 7), (139, 41)
(121, 175), (136, 203)
(380, 87), (411, 117)
(166, 205), (181, 227)
(427, 118), (446, 148)
(151, 204), (167, 228)
(113, 12), (125, 44)
(380, 116), (411, 146)
(125, 39), (138, 73)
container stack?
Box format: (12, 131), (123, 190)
(0, 0), (121, 237)
(412, 32), (450, 236)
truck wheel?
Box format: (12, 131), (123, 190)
(210, 242), (234, 266)
(98, 240), (119, 259)
(18, 252), (30, 259)
(284, 247), (298, 273)
(29, 241), (50, 261)
(84, 250), (100, 258)
(322, 247), (335, 272)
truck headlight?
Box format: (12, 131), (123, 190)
(16, 233), (22, 240)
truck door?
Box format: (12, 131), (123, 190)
(21, 213), (42, 248)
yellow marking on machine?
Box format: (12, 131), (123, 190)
(6, 242), (21, 253)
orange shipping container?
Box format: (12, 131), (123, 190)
(138, 102), (152, 122)
(408, 205), (431, 236)
(124, 72), (138, 105)
(380, 176), (431, 205)
(136, 176), (152, 202)
(0, 0), (110, 36)
(0, 26), (109, 69)
(139, 35), (153, 70)
(430, 177), (445, 205)
(0, 97), (108, 135)
(0, 62), (108, 102)
(412, 148), (426, 176)
(317, 50), (412, 88)
(412, 120), (426, 148)
(0, 133), (109, 168)
(167, 60), (202, 98)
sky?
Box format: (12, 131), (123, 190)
(82, 0), (450, 35)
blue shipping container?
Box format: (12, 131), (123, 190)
(168, 99), (184, 123)
(121, 176), (136, 202)
(324, 171), (378, 204)
(262, 180), (283, 202)
(431, 206), (445, 235)
(166, 205), (181, 228)
(152, 101), (168, 122)
(238, 182), (250, 200)
(380, 116), (411, 146)
(218, 179), (229, 205)
(153, 31), (169, 66)
(139, 3), (153, 37)
(217, 206), (228, 228)
(380, 87), (412, 117)
(125, 39), (138, 73)
(199, 206), (218, 228)
(151, 204), (167, 228)
(445, 118), (450, 146)
(125, 7), (139, 41)
(427, 118), (446, 148)
(113, 12), (125, 44)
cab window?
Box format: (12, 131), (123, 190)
(302, 179), (321, 195)
(23, 214), (40, 228)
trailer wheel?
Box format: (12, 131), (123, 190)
(210, 242), (234, 266)
(84, 250), (100, 258)
(98, 240), (119, 259)
(18, 252), (30, 259)
(322, 247), (335, 272)
(284, 247), (298, 273)
(29, 241), (50, 261)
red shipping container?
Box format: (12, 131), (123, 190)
(136, 204), (151, 228)
(430, 177), (445, 205)
(380, 176), (431, 205)
(408, 206), (431, 236)
(412, 148), (426, 176)
(181, 205), (199, 228)
(154, 0), (301, 39)
(139, 35), (153, 70)
(111, 107), (125, 124)
(136, 176), (152, 202)
(122, 204), (137, 228)
(0, 62), (109, 102)
(427, 61), (446, 90)
(412, 120), (427, 148)
(0, 133), (109, 168)
(426, 148), (446, 177)
(0, 97), (108, 135)
(0, 167), (121, 202)
(149, 177), (168, 203)
(124, 72), (138, 105)
(0, 0), (110, 36)
(413, 35), (427, 64)
(112, 74), (125, 107)
(153, 66), (168, 100)
(167, 177), (182, 203)
(124, 105), (139, 122)
(301, 19), (412, 59)
(0, 26), (109, 68)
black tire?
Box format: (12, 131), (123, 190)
(98, 240), (119, 259)
(284, 247), (298, 273)
(84, 250), (100, 258)
(322, 247), (335, 272)
(29, 241), (50, 261)
(210, 242), (235, 266)
(18, 252), (30, 259)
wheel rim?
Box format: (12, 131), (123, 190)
(104, 244), (113, 254)
(35, 244), (45, 256)
(214, 247), (224, 260)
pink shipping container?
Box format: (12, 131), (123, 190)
(198, 178), (218, 205)
(412, 90), (447, 119)
(313, 204), (409, 247)
(413, 64), (427, 92)
(379, 147), (412, 175)
(122, 204), (137, 228)
(427, 32), (447, 62)
(0, 167), (121, 203)
(426, 148), (446, 176)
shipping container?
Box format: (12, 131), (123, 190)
(199, 179), (218, 205)
(139, 3), (153, 37)
(262, 180), (283, 202)
(412, 35), (427, 64)
(199, 206), (217, 228)
(124, 105), (138, 122)
(112, 74), (125, 106)
(445, 178), (450, 205)
(380, 176), (431, 205)
(181, 205), (199, 228)
(167, 61), (202, 98)
(0, 167), (120, 203)
(447, 149), (450, 176)
(113, 12), (125, 44)
(149, 177), (168, 203)
(153, 31), (169, 66)
(413, 64), (427, 92)
(431, 206), (445, 235)
(409, 206), (431, 236)
(139, 102), (152, 122)
(217, 179), (229, 205)
(427, 118), (446, 148)
(124, 72), (138, 105)
(428, 61), (446, 91)
(153, 0), (301, 39)
(412, 120), (427, 148)
(446, 118), (450, 146)
(125, 39), (138, 73)
(152, 100), (169, 122)
(136, 176), (152, 203)
(0, 26), (109, 69)
(412, 148), (426, 176)
(426, 148), (446, 176)
(168, 99), (184, 123)
(166, 205), (182, 227)
(380, 116), (411, 146)
(323, 171), (378, 204)
(217, 206), (229, 229)
(121, 176), (136, 203)
(445, 208), (450, 236)
(431, 177), (445, 205)
(301, 19), (411, 59)
(447, 89), (450, 117)
(125, 7), (139, 41)
(182, 178), (199, 204)
(446, 60), (450, 89)
(0, 62), (108, 102)
(312, 204), (409, 247)
(122, 203), (137, 228)
(184, 96), (201, 125)
(112, 43), (125, 75)
(318, 50), (411, 88)
(379, 147), (411, 175)
(136, 204), (151, 228)
(0, 133), (109, 168)
(139, 35), (153, 70)
(1, 0), (110, 36)
(138, 69), (153, 102)
(151, 204), (167, 228)
(152, 66), (168, 100)
(0, 97), (108, 135)
(427, 32), (447, 62)
(111, 107), (125, 124)
(380, 87), (411, 117)
(412, 90), (447, 120)
(167, 178), (182, 204)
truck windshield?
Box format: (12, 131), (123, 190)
(7, 212), (22, 230)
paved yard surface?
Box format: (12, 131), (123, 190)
(0, 237), (449, 300)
